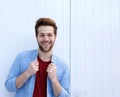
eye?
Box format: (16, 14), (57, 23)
(48, 33), (53, 37)
(38, 34), (45, 37)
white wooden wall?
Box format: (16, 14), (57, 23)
(0, 0), (120, 97)
(71, 0), (120, 97)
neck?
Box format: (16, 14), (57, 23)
(38, 49), (52, 62)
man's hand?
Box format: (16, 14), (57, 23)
(46, 63), (57, 82)
(46, 63), (62, 97)
(27, 60), (39, 76)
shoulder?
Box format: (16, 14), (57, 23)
(52, 54), (69, 68)
(16, 49), (38, 59)
(52, 55), (70, 80)
(52, 54), (64, 63)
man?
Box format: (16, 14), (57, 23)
(5, 18), (70, 97)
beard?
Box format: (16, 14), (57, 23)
(38, 41), (54, 53)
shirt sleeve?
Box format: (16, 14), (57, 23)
(5, 54), (21, 92)
(58, 64), (71, 97)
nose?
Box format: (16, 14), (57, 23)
(44, 35), (49, 41)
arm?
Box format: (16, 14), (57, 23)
(47, 63), (71, 97)
(16, 60), (39, 88)
(5, 55), (39, 92)
(47, 63), (61, 97)
(51, 77), (62, 97)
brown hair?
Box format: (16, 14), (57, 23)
(35, 18), (57, 36)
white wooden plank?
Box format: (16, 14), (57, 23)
(111, 0), (120, 97)
(94, 0), (104, 97)
(103, 0), (113, 97)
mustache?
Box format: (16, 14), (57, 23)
(41, 41), (51, 43)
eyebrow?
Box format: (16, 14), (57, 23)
(38, 32), (54, 34)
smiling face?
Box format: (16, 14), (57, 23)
(36, 26), (56, 53)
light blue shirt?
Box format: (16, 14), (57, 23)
(5, 49), (70, 97)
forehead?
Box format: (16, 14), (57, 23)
(37, 26), (54, 34)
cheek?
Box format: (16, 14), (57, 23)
(52, 39), (56, 43)
(53, 37), (56, 41)
(36, 37), (42, 41)
(36, 38), (41, 43)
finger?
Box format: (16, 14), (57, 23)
(46, 69), (52, 73)
(33, 60), (39, 65)
(48, 63), (55, 68)
(46, 68), (53, 72)
(34, 66), (39, 72)
(49, 63), (55, 66)
(34, 60), (38, 64)
(36, 68), (39, 71)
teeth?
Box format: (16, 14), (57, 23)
(44, 43), (49, 44)
(43, 43), (49, 46)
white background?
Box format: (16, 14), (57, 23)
(0, 0), (120, 97)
